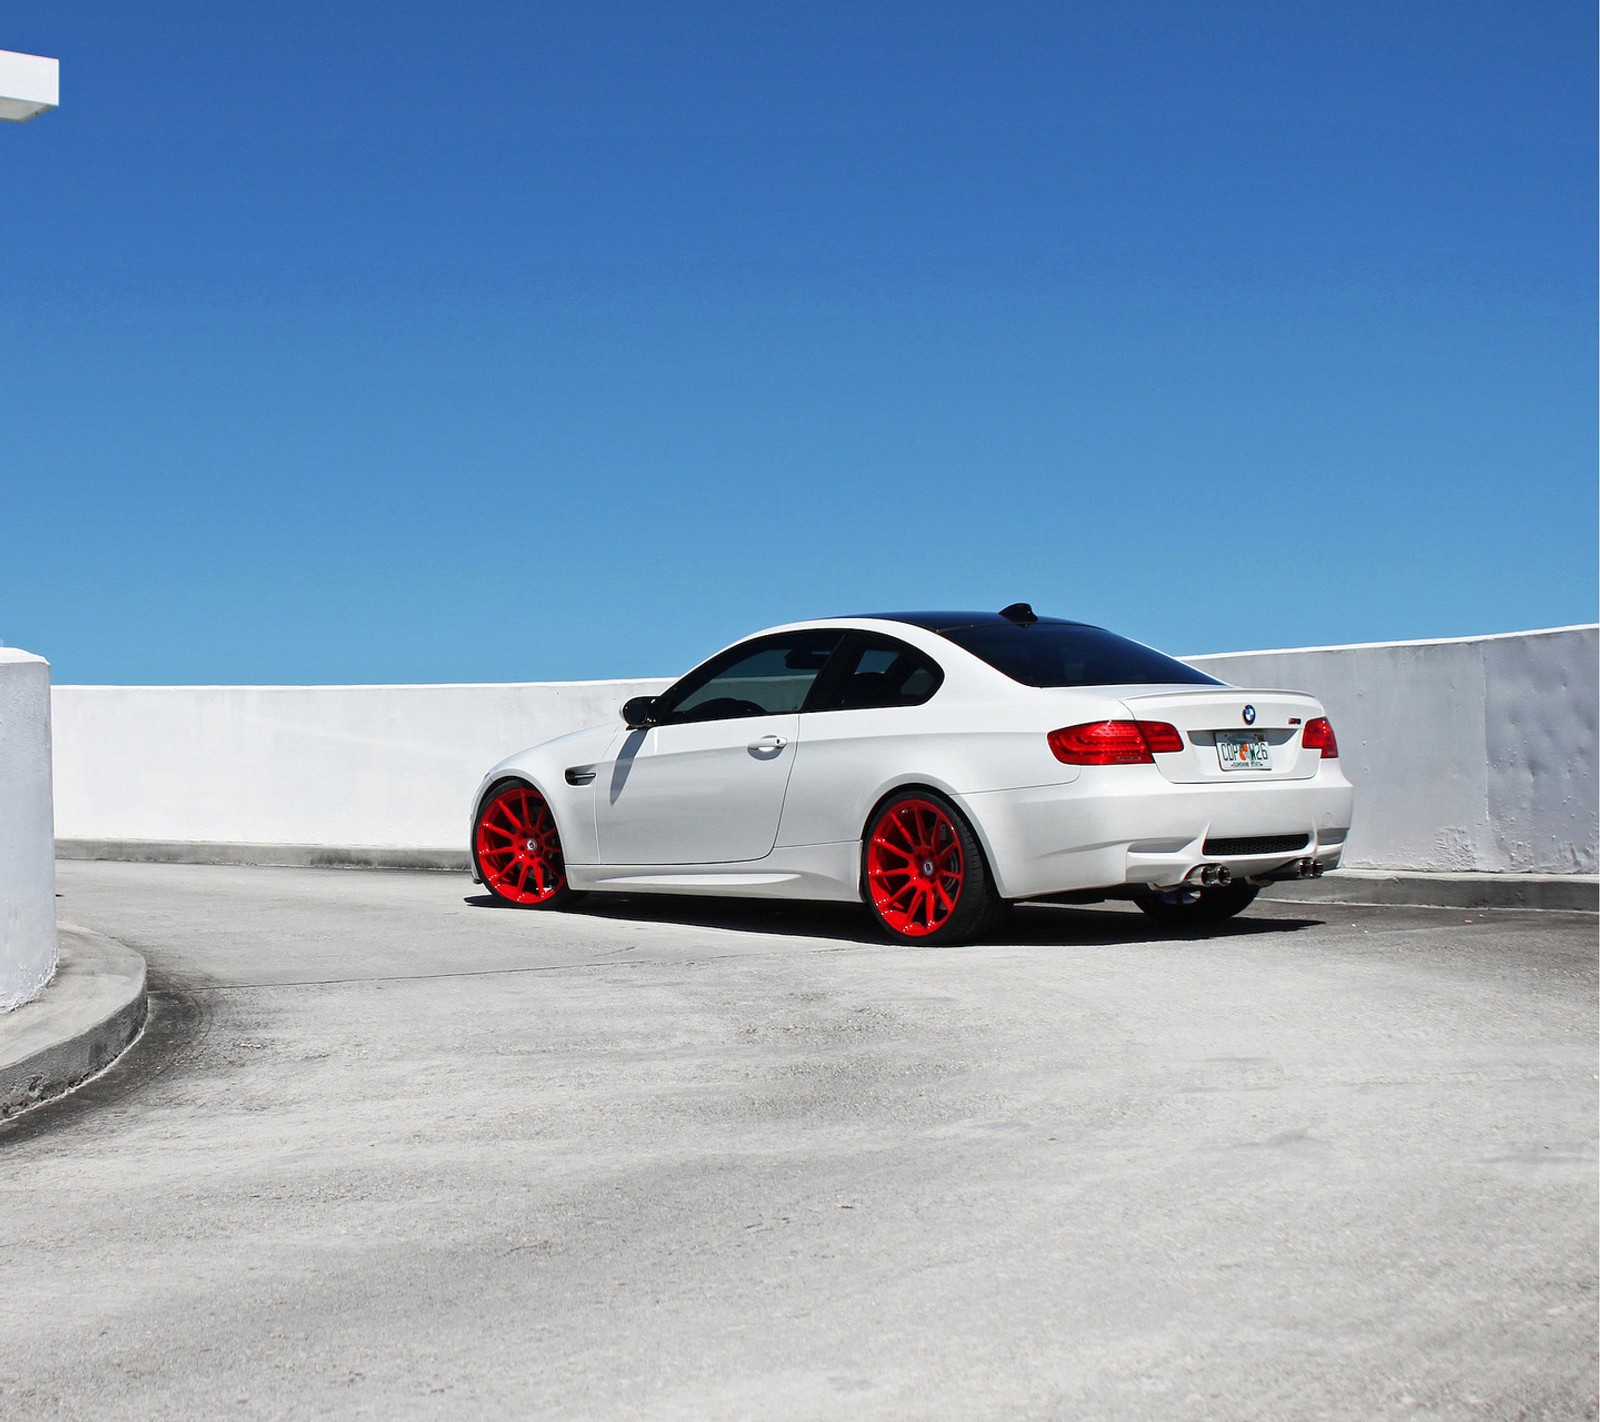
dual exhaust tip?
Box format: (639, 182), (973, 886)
(1186, 864), (1233, 887)
(1185, 858), (1324, 888)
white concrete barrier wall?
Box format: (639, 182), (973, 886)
(53, 679), (667, 852)
(2, 651), (58, 1011)
(51, 626), (1598, 875)
(1189, 625), (1597, 874)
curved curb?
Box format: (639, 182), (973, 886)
(0, 924), (148, 1120)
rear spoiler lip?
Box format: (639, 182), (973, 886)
(1114, 686), (1323, 703)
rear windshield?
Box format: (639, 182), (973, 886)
(938, 623), (1220, 689)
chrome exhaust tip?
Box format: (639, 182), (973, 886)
(1214, 866), (1232, 887)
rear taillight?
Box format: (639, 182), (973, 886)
(1048, 720), (1184, 765)
(1138, 721), (1184, 754)
(1302, 717), (1339, 758)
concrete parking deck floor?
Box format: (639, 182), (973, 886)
(4, 862), (1595, 1421)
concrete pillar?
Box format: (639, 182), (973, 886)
(0, 650), (57, 1011)
(0, 48), (59, 122)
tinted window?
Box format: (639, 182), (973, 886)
(938, 623), (1219, 688)
(814, 635), (944, 711)
(660, 631), (843, 722)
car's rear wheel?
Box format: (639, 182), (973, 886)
(863, 791), (1004, 945)
(473, 782), (580, 909)
(1133, 882), (1260, 925)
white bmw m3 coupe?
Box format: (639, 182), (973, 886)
(469, 606), (1354, 944)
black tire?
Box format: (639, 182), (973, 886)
(1133, 881), (1260, 925)
(861, 789), (1007, 946)
(472, 780), (585, 910)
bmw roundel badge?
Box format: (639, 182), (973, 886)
(1242, 704), (1257, 725)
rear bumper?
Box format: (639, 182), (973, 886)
(963, 763), (1355, 901)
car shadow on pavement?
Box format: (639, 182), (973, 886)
(990, 903), (1325, 947)
(462, 892), (1324, 948)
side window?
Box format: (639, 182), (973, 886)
(814, 635), (944, 712)
(659, 631), (843, 723)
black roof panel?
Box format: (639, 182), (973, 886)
(854, 611), (1091, 632)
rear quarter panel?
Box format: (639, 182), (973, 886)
(775, 691), (1115, 849)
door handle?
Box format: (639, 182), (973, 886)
(749, 735), (787, 751)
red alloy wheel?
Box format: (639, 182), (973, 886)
(474, 784), (568, 905)
(865, 796), (966, 938)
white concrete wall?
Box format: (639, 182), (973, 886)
(1, 651), (58, 1011)
(51, 626), (1598, 875)
(1189, 625), (1597, 874)
(53, 679), (667, 852)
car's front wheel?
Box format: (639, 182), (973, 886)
(863, 791), (1004, 945)
(473, 781), (581, 909)
(1132, 881), (1260, 925)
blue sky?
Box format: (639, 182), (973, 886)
(2, 1), (1594, 683)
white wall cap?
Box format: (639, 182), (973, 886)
(0, 648), (49, 668)
(0, 49), (59, 122)
(1186, 623), (1599, 661)
(55, 675), (671, 692)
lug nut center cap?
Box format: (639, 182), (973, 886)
(525, 839), (537, 851)
(921, 859), (935, 876)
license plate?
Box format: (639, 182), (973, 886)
(1216, 732), (1271, 771)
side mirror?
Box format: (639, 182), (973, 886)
(621, 695), (660, 730)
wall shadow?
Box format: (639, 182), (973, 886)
(0, 971), (211, 1146)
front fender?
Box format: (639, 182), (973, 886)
(468, 724), (621, 872)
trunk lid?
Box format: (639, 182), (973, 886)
(1117, 686), (1326, 783)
